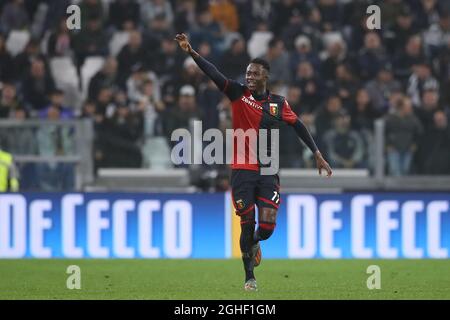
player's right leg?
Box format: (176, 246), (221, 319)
(231, 169), (258, 290)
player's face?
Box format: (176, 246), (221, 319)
(246, 63), (267, 92)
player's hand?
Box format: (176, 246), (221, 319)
(174, 33), (192, 53)
(314, 151), (332, 177)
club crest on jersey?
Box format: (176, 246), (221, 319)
(269, 103), (278, 116)
(236, 199), (245, 210)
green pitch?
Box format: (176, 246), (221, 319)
(0, 259), (449, 300)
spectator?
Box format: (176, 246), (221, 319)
(94, 86), (115, 117)
(323, 109), (365, 169)
(14, 38), (43, 80)
(435, 35), (450, 83)
(387, 89), (405, 114)
(197, 40), (220, 67)
(365, 65), (403, 113)
(219, 37), (250, 80)
(285, 85), (302, 115)
(350, 88), (380, 170)
(356, 32), (389, 81)
(331, 63), (359, 107)
(384, 6), (418, 55)
(141, 0), (174, 27)
(245, 0), (272, 24)
(393, 35), (425, 82)
(0, 34), (15, 82)
(385, 96), (423, 176)
(39, 89), (73, 119)
(299, 8), (324, 49)
(289, 35), (321, 79)
(417, 110), (450, 174)
(41, 0), (72, 33)
(47, 17), (73, 58)
(189, 9), (223, 53)
(0, 0), (29, 34)
(134, 78), (165, 137)
(379, 0), (406, 27)
(111, 89), (129, 113)
(406, 62), (439, 107)
(88, 57), (119, 101)
(126, 66), (161, 106)
(150, 36), (184, 80)
(423, 10), (450, 58)
(117, 30), (148, 87)
(79, 0), (105, 29)
(344, 5), (372, 53)
(315, 95), (343, 148)
(415, 88), (442, 130)
(22, 58), (55, 111)
(165, 56), (205, 94)
(280, 11), (304, 52)
(270, 0), (306, 36)
(173, 0), (197, 33)
(321, 35), (348, 81)
(4, 107), (36, 155)
(96, 103), (144, 168)
(0, 82), (21, 118)
(146, 11), (174, 42)
(317, 0), (341, 31)
(209, 0), (239, 33)
(73, 16), (108, 67)
(36, 104), (75, 191)
(108, 0), (140, 31)
(414, 0), (441, 30)
(350, 88), (380, 132)
(294, 61), (324, 112)
(246, 19), (273, 59)
(438, 41), (450, 106)
(259, 38), (290, 86)
(80, 100), (97, 119)
(163, 85), (200, 144)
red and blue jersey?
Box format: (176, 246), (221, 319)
(222, 79), (298, 171)
(191, 53), (317, 172)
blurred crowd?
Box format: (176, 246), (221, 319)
(0, 0), (450, 191)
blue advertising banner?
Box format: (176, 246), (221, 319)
(263, 193), (450, 259)
(0, 193), (227, 258)
(0, 192), (449, 259)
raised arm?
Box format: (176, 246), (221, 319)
(174, 33), (227, 90)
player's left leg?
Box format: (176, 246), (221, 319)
(255, 207), (277, 242)
(253, 174), (281, 266)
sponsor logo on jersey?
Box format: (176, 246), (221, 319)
(241, 95), (262, 111)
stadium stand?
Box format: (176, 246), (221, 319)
(0, 0), (449, 192)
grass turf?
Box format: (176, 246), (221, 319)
(0, 259), (449, 300)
